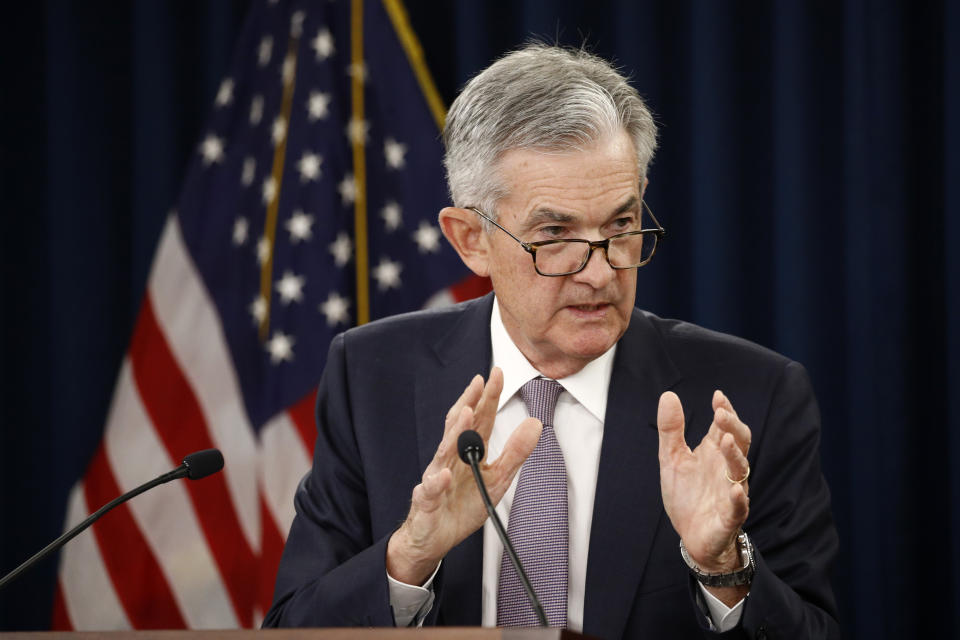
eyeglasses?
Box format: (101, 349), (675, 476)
(469, 201), (666, 277)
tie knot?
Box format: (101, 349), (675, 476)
(519, 377), (564, 426)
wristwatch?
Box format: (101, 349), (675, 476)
(679, 529), (756, 587)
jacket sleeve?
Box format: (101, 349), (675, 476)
(262, 332), (397, 627)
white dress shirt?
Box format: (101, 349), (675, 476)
(388, 298), (744, 631)
(481, 298), (611, 630)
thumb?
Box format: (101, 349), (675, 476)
(486, 417), (542, 499)
(657, 391), (688, 463)
(493, 417), (541, 476)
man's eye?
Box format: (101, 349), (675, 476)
(538, 225), (566, 238)
(607, 217), (636, 233)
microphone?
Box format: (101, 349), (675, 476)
(182, 448), (225, 480)
(0, 448), (225, 591)
(457, 430), (547, 627)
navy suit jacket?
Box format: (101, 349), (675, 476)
(263, 294), (840, 638)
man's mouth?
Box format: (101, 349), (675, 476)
(567, 303), (611, 315)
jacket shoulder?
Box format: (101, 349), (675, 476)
(337, 295), (490, 355)
(633, 309), (792, 375)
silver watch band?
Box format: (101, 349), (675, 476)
(679, 529), (756, 587)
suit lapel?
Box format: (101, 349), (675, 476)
(413, 294), (494, 625)
(582, 310), (681, 639)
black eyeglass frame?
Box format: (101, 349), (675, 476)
(468, 200), (666, 277)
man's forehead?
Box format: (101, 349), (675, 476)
(498, 135), (638, 171)
(495, 133), (641, 207)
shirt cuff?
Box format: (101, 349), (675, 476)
(386, 562), (441, 627)
(697, 583), (746, 632)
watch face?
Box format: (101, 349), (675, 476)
(737, 532), (751, 569)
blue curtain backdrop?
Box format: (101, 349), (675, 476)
(2, 1), (958, 637)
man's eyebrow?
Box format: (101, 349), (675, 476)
(519, 209), (578, 232)
(519, 196), (640, 232)
(608, 196), (639, 220)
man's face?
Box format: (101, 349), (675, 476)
(485, 131), (642, 379)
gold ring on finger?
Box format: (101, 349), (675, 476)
(725, 465), (750, 484)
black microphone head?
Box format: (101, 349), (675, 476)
(182, 449), (224, 480)
(457, 430), (485, 464)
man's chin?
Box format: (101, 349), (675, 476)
(562, 327), (624, 360)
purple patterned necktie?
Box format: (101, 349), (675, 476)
(497, 377), (568, 628)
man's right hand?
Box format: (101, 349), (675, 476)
(386, 367), (541, 586)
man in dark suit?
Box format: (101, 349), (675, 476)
(264, 44), (839, 638)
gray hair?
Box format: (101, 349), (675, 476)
(443, 43), (658, 218)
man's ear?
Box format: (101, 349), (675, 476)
(438, 207), (491, 277)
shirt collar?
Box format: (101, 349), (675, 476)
(490, 297), (616, 422)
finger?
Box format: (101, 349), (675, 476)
(486, 416), (541, 495)
(715, 406), (752, 456)
(411, 468), (452, 514)
(444, 375), (484, 433)
(721, 432), (750, 491)
(427, 404), (474, 475)
(726, 482), (750, 528)
(713, 391), (746, 443)
(712, 389), (739, 419)
(472, 367), (504, 440)
(657, 391), (689, 465)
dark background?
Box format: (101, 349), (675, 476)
(2, 1), (958, 638)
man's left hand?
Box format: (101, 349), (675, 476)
(657, 390), (752, 606)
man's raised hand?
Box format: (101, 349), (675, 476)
(656, 390), (752, 586)
(386, 368), (541, 585)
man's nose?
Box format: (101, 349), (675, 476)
(571, 245), (615, 287)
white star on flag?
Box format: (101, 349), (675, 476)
(215, 78), (234, 107)
(384, 138), (407, 169)
(249, 295), (267, 326)
(372, 257), (403, 290)
(232, 217), (249, 246)
(312, 28), (334, 61)
(329, 232), (352, 267)
(290, 10), (305, 38)
(319, 292), (351, 327)
(285, 210), (314, 243)
(297, 152), (322, 182)
(272, 116), (287, 145)
(242, 157), (256, 186)
(276, 270), (306, 304)
(262, 176), (277, 205)
(338, 174), (356, 205)
(307, 91), (331, 121)
(412, 221), (441, 253)
(256, 236), (271, 265)
(266, 331), (295, 364)
(258, 36), (273, 67)
(347, 117), (370, 145)
(199, 134), (225, 166)
(250, 95), (264, 125)
(381, 201), (402, 231)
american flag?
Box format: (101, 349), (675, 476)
(51, 0), (488, 629)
